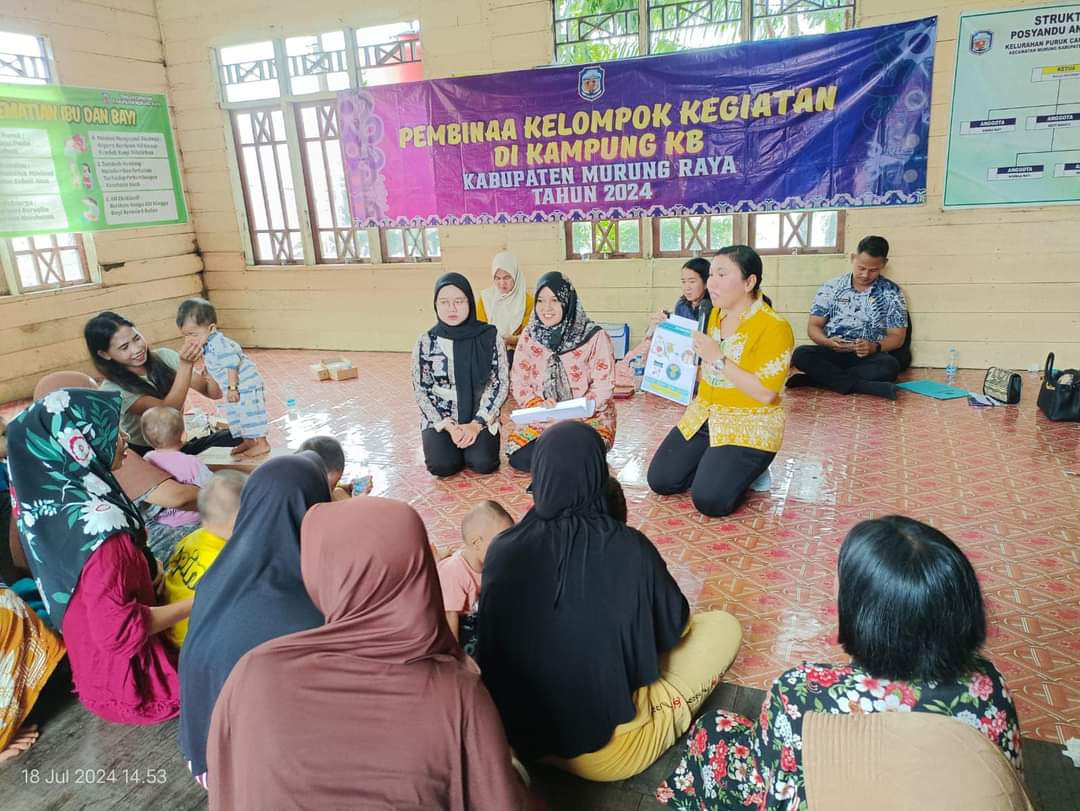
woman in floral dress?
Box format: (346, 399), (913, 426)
(507, 271), (616, 472)
(6, 389), (192, 723)
(658, 515), (1021, 810)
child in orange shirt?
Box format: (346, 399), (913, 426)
(437, 500), (512, 657)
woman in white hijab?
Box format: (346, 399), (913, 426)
(477, 252), (533, 355)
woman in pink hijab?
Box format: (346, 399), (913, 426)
(206, 496), (531, 810)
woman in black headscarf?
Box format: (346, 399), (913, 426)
(506, 271), (617, 472)
(178, 452), (330, 786)
(477, 421), (742, 782)
(411, 273), (508, 477)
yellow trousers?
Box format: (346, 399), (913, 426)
(551, 610), (742, 782)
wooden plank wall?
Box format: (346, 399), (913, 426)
(0, 0), (204, 402)
(155, 0), (1078, 372)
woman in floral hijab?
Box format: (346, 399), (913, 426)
(506, 272), (617, 472)
(6, 389), (191, 723)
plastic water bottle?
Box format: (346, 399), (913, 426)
(285, 385), (298, 420)
(945, 347), (958, 384)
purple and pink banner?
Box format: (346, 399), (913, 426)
(338, 17), (936, 226)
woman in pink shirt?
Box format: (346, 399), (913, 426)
(5, 389), (190, 724)
(507, 272), (617, 472)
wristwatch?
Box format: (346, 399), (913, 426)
(874, 342), (882, 354)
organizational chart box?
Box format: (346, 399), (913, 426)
(960, 118), (1018, 134)
(1025, 112), (1080, 129)
(1031, 63), (1080, 81)
(987, 164), (1045, 179)
(945, 3), (1080, 208)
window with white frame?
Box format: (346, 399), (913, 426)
(216, 23), (439, 265)
(553, 1), (853, 258)
(554, 0), (641, 63)
(565, 219), (643, 259)
(653, 214), (739, 257)
(7, 234), (93, 292)
(751, 1), (856, 41)
(750, 209), (844, 255)
(649, 0), (743, 53)
(553, 0), (856, 61)
(0, 31), (96, 295)
(0, 29), (52, 83)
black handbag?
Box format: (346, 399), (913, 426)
(982, 367), (1021, 404)
(1037, 353), (1080, 422)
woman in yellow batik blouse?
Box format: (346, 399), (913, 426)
(647, 245), (794, 517)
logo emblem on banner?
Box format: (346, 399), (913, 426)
(578, 66), (605, 101)
(969, 30), (992, 55)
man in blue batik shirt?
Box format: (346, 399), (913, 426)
(787, 235), (910, 400)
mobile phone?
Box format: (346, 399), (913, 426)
(350, 474), (373, 496)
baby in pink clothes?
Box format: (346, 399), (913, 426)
(141, 407), (213, 528)
(437, 500), (513, 658)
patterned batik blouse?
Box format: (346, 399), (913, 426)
(411, 332), (508, 433)
(677, 297), (794, 453)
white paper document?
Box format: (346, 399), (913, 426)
(510, 397), (596, 425)
(641, 315), (698, 405)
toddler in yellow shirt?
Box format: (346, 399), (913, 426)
(162, 470), (247, 646)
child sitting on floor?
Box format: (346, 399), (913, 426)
(437, 500), (513, 657)
(161, 470), (247, 647)
(297, 435), (373, 501)
(177, 297), (270, 459)
(142, 407), (213, 531)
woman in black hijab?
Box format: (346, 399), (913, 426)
(178, 452), (330, 785)
(411, 273), (508, 477)
(477, 421), (742, 782)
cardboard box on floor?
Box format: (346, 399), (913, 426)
(309, 357), (358, 381)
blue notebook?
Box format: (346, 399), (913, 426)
(897, 380), (970, 400)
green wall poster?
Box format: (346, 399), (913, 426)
(944, 3), (1080, 208)
(0, 83), (188, 236)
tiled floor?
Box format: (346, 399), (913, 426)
(3, 350), (1078, 747)
(4, 683), (1072, 810)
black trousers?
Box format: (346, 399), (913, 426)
(25, 658), (74, 726)
(507, 439), (536, 473)
(422, 427), (500, 477)
(647, 425), (774, 518)
(128, 428), (243, 458)
(791, 345), (908, 394)
(0, 494), (18, 584)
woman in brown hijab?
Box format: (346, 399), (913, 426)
(206, 496), (529, 810)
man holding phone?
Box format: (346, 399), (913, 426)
(786, 235), (910, 400)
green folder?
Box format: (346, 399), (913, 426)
(896, 380), (969, 400)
